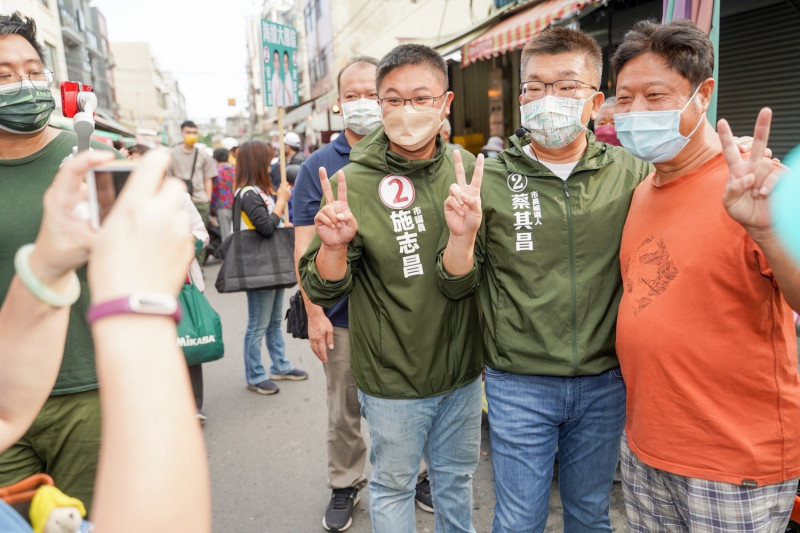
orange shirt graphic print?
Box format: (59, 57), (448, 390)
(623, 236), (679, 317)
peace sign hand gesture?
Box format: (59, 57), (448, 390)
(719, 108), (785, 236)
(444, 151), (484, 239)
(314, 167), (358, 250)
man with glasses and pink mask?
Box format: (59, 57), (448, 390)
(299, 44), (484, 533)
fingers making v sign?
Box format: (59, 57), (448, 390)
(444, 150), (485, 239)
(314, 166), (358, 249)
(718, 107), (785, 234)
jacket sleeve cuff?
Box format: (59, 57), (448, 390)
(299, 251), (353, 307)
(435, 253), (479, 300)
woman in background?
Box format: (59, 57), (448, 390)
(235, 140), (307, 395)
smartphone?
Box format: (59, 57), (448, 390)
(86, 160), (140, 229)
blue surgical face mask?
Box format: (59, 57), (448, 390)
(614, 85), (704, 163)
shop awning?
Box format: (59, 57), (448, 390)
(94, 110), (136, 137)
(283, 102), (314, 127)
(461, 0), (602, 67)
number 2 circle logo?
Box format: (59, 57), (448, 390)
(507, 173), (528, 192)
(379, 175), (415, 209)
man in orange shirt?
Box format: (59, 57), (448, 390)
(613, 20), (800, 532)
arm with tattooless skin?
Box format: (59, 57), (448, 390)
(0, 149), (211, 533)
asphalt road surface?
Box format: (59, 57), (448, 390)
(200, 264), (629, 532)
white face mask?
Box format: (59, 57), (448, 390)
(614, 85), (704, 163)
(520, 94), (595, 149)
(341, 98), (382, 136)
(382, 99), (446, 152)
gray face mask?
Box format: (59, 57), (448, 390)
(0, 81), (56, 134)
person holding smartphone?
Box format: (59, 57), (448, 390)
(0, 148), (211, 533)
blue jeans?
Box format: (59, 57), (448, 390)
(485, 367), (626, 533)
(359, 378), (482, 533)
(244, 288), (293, 384)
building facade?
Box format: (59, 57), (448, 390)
(111, 42), (187, 146)
(438, 0), (799, 158)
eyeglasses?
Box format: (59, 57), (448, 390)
(0, 68), (54, 94)
(519, 79), (597, 100)
(378, 91), (448, 110)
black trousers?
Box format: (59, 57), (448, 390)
(188, 364), (203, 410)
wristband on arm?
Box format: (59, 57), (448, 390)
(13, 244), (81, 307)
(87, 293), (182, 325)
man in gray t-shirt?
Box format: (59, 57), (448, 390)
(169, 120), (217, 263)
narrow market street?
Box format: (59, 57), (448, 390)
(201, 264), (629, 532)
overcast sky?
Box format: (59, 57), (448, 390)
(92, 0), (262, 124)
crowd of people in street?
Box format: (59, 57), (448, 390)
(1, 7), (800, 533)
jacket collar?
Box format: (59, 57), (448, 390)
(499, 131), (618, 178)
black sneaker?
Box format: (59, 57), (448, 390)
(322, 487), (359, 532)
(415, 478), (433, 513)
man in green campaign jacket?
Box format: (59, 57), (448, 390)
(438, 28), (651, 533)
(300, 44), (484, 533)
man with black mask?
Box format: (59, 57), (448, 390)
(0, 12), (118, 513)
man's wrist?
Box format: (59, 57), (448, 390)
(745, 225), (778, 247)
(306, 302), (326, 319)
(448, 233), (477, 250)
(320, 242), (348, 256)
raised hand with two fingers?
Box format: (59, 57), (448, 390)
(444, 150), (485, 239)
(718, 107), (785, 235)
(314, 167), (358, 250)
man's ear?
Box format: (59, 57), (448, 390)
(585, 91), (605, 122)
(698, 78), (716, 110)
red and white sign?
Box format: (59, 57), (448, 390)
(379, 175), (415, 210)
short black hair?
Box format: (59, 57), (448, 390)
(213, 147), (229, 163)
(611, 19), (713, 89)
(520, 27), (602, 86)
(376, 44), (448, 92)
(337, 56), (379, 94)
(180, 120), (197, 130)
(0, 12), (45, 64)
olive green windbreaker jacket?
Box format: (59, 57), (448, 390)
(437, 132), (651, 376)
(299, 128), (484, 398)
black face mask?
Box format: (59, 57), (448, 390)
(0, 81), (56, 134)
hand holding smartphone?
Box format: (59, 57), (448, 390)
(86, 161), (140, 229)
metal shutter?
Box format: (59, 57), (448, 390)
(717, 2), (800, 159)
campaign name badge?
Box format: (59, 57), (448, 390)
(379, 175), (415, 209)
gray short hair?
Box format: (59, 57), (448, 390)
(337, 56), (379, 94)
(520, 27), (602, 85)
